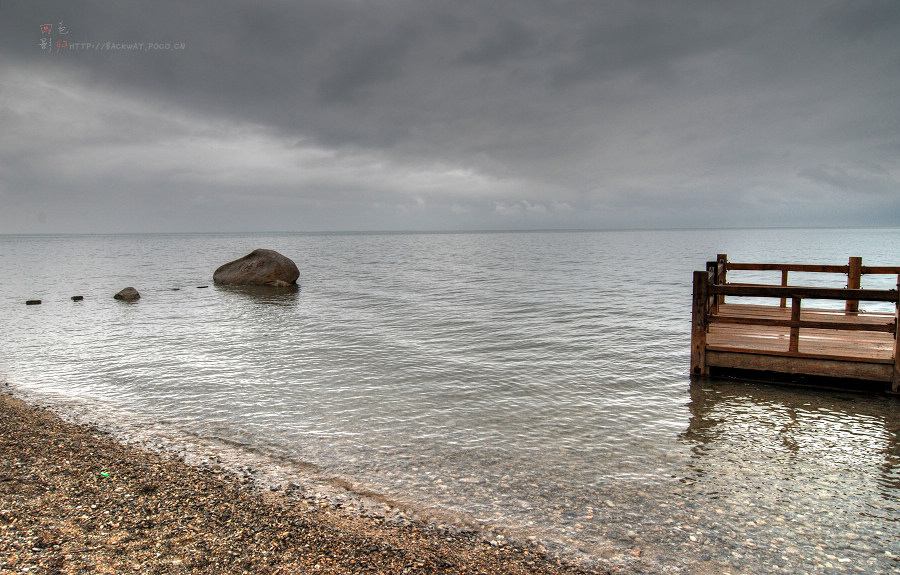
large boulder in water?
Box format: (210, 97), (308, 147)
(213, 249), (299, 287)
(114, 287), (140, 301)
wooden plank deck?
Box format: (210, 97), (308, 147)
(708, 304), (895, 363)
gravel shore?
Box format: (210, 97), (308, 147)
(0, 393), (606, 574)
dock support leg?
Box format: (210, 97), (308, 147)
(894, 276), (899, 393)
(691, 270), (709, 377)
(894, 326), (899, 393)
(894, 330), (899, 393)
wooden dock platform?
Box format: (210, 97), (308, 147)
(691, 255), (900, 392)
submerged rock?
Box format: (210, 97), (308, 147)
(213, 249), (299, 287)
(114, 287), (140, 301)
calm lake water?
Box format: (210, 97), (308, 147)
(1, 229), (898, 574)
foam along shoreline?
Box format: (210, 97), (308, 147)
(0, 392), (601, 575)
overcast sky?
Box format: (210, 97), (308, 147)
(2, 1), (898, 233)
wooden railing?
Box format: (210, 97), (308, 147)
(709, 254), (900, 311)
(691, 255), (900, 391)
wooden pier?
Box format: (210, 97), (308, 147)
(691, 255), (900, 392)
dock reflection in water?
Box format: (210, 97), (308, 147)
(677, 378), (900, 573)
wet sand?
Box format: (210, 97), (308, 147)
(0, 393), (605, 574)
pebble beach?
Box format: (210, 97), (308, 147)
(0, 392), (602, 575)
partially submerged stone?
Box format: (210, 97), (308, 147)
(114, 287), (140, 301)
(213, 249), (299, 287)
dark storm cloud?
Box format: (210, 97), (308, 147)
(457, 19), (536, 66)
(1, 0), (898, 232)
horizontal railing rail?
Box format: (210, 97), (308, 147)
(726, 262), (900, 275)
(863, 266), (900, 275)
(708, 315), (895, 333)
(709, 284), (898, 302)
(726, 262), (849, 273)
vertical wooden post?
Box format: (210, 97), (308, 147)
(780, 270), (789, 308)
(789, 297), (801, 353)
(893, 276), (899, 393)
(716, 254), (727, 307)
(846, 256), (862, 313)
(707, 261), (719, 314)
(691, 270), (710, 376)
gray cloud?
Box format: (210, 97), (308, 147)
(1, 0), (898, 233)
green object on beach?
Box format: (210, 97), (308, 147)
(100, 472), (110, 478)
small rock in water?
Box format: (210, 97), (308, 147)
(25, 300), (41, 305)
(113, 287), (140, 301)
(71, 295), (84, 301)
